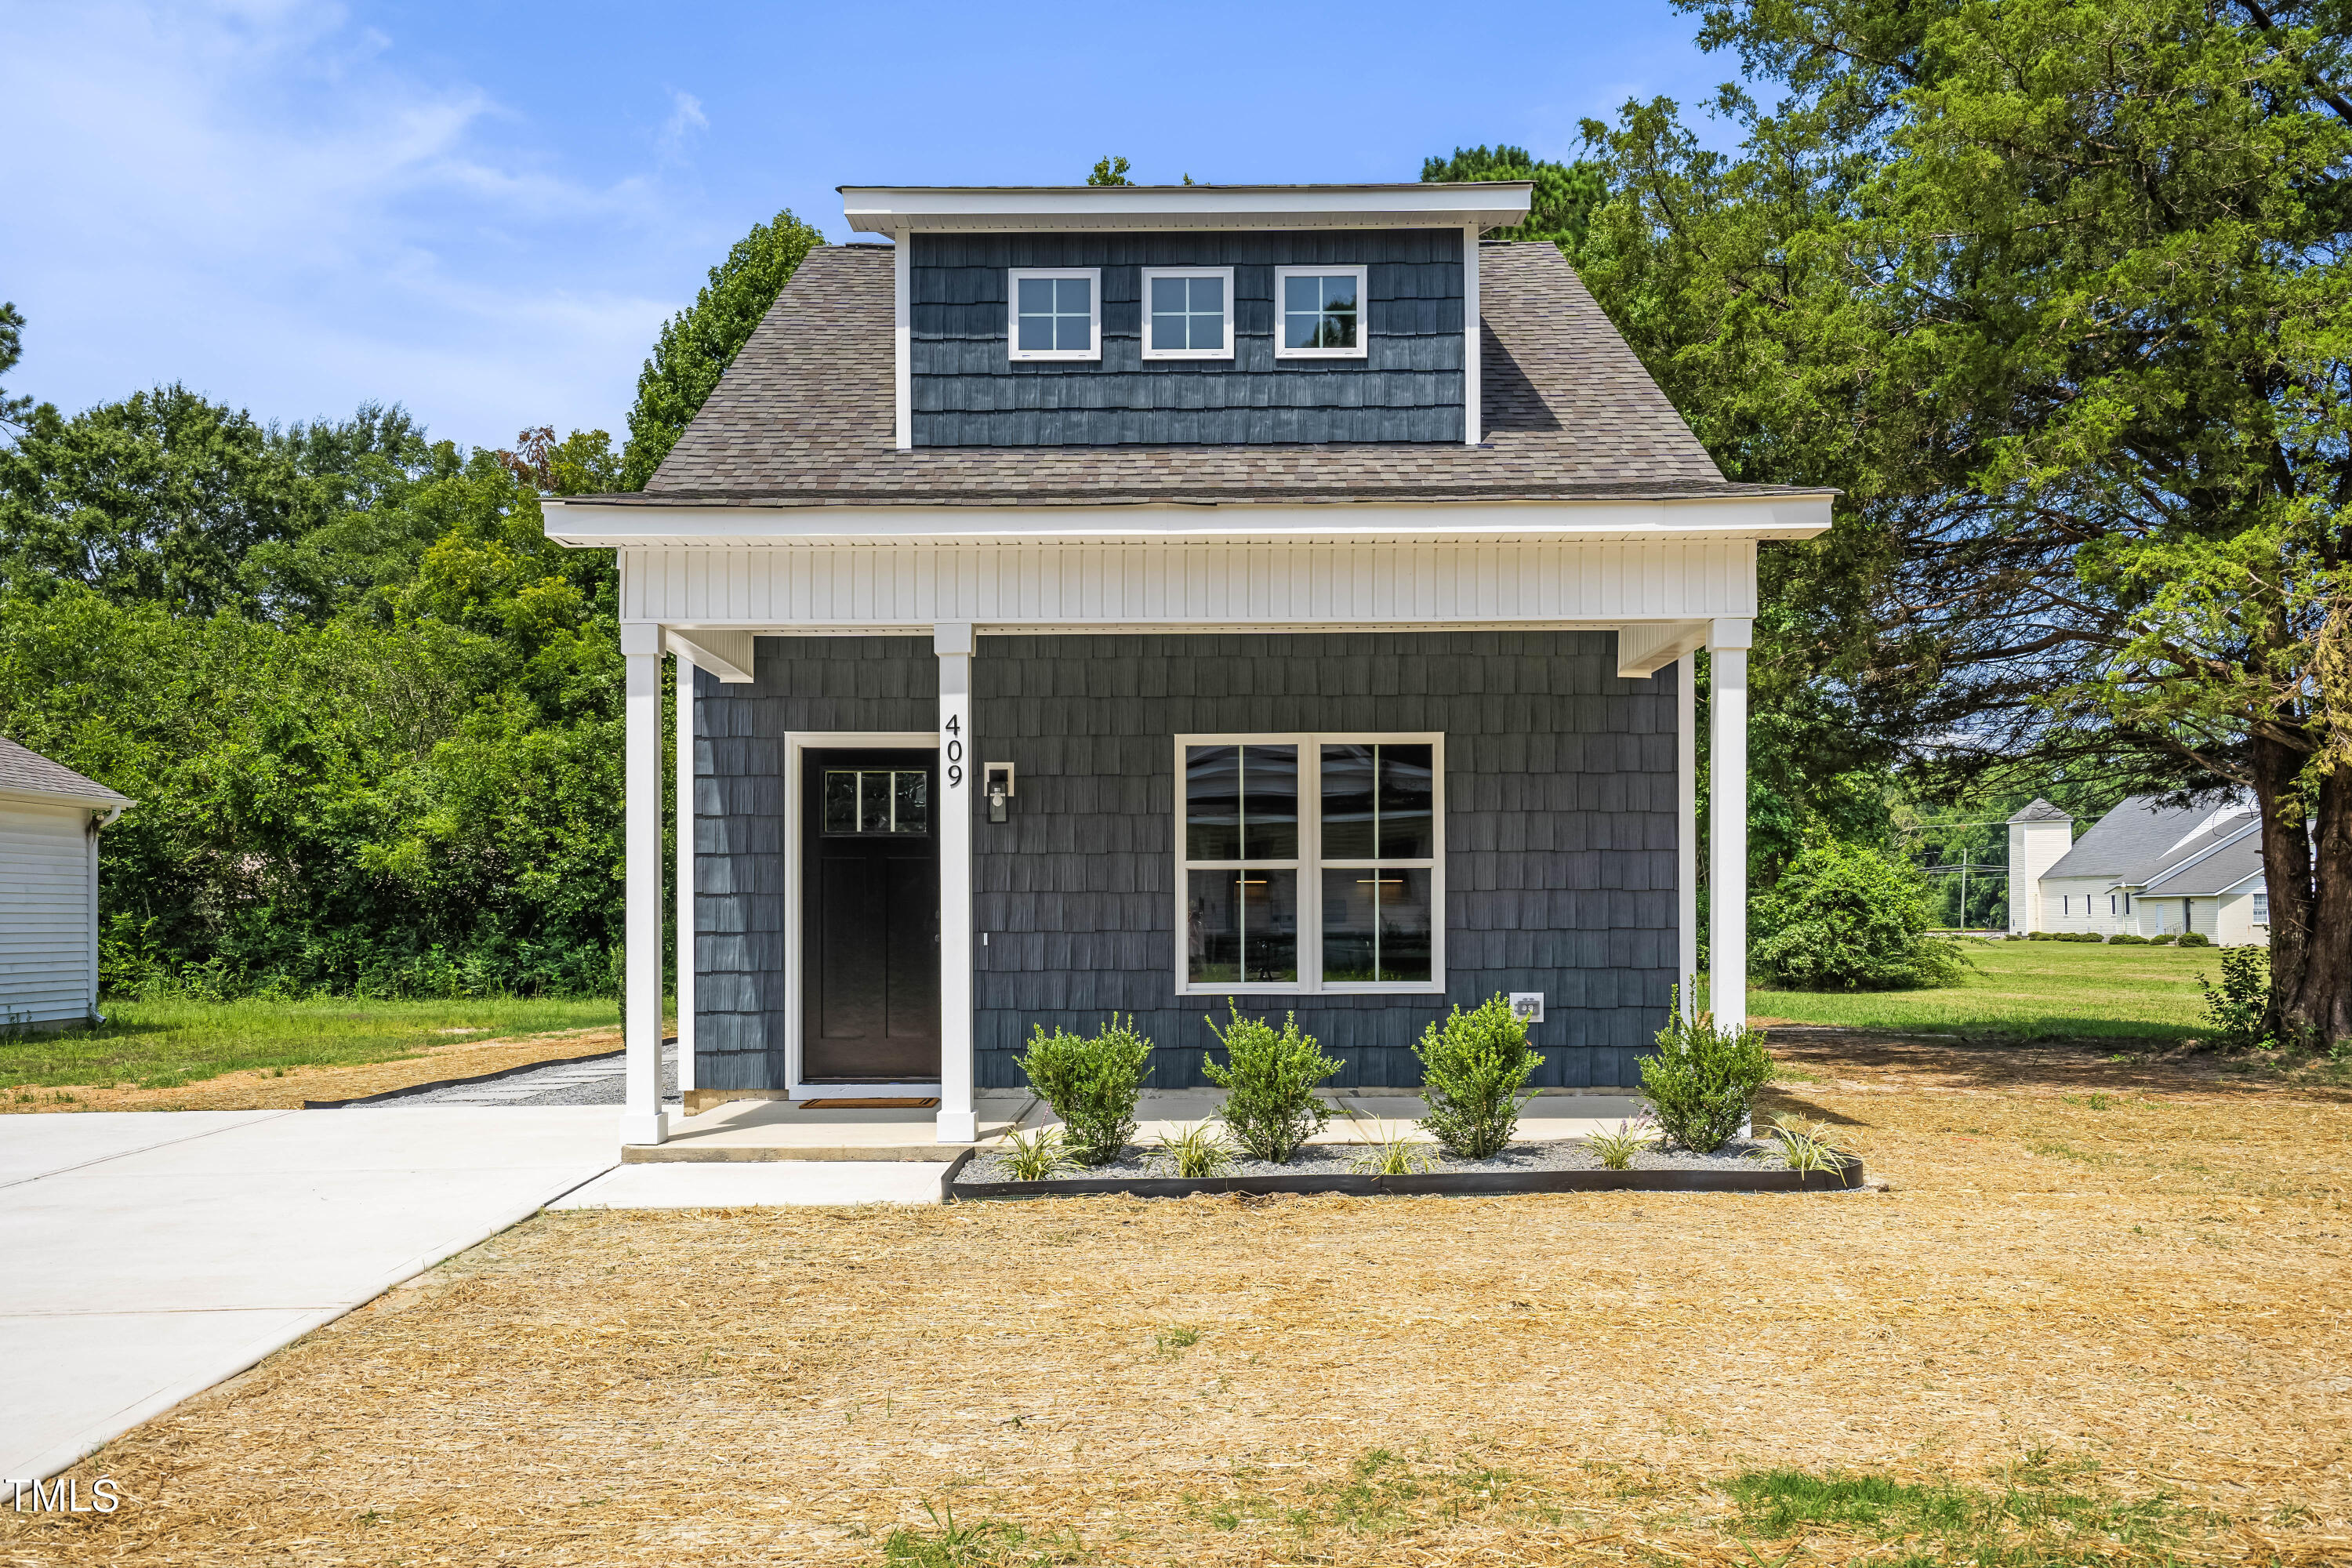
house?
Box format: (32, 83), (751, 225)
(2006, 795), (2268, 944)
(0, 738), (132, 1029)
(538, 181), (1834, 1147)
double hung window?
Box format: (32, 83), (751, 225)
(1273, 264), (1368, 358)
(1177, 734), (1442, 993)
(1007, 267), (1102, 361)
(2252, 891), (2269, 925)
(1141, 267), (1234, 358)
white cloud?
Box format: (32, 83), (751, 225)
(659, 90), (710, 162)
(0, 0), (689, 447)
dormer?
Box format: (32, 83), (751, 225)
(839, 182), (1536, 451)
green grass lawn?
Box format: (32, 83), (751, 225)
(0, 995), (625, 1091)
(1736, 937), (2223, 1041)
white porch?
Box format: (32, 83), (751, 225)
(554, 500), (1825, 1149)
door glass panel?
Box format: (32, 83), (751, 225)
(824, 769), (930, 836)
(1185, 746), (1240, 860)
(822, 769), (859, 835)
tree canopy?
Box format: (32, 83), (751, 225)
(1421, 143), (1608, 253)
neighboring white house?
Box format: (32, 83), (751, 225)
(2006, 795), (2268, 945)
(1, 738), (132, 1028)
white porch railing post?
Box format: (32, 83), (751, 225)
(1676, 652), (1698, 1023)
(620, 622), (668, 1146)
(1706, 619), (1751, 1031)
(935, 622), (978, 1144)
(673, 648), (696, 1100)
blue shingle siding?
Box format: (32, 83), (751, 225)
(910, 230), (1465, 447)
(970, 632), (1678, 1091)
(693, 630), (1680, 1093)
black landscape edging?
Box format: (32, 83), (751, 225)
(303, 1044), (629, 1108)
(950, 1156), (1866, 1201)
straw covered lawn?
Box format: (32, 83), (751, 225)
(10, 1038), (2350, 1566)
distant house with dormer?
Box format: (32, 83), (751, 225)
(2007, 796), (2269, 944)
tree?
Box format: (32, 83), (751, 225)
(1751, 840), (1966, 989)
(1087, 154), (1132, 186)
(619, 209), (824, 491)
(1420, 143), (1608, 253)
(1579, 0), (2352, 1046)
(0, 302), (31, 434)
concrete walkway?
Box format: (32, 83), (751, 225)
(0, 1107), (616, 1483)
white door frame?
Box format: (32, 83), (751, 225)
(779, 729), (946, 1098)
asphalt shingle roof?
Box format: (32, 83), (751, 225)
(2009, 797), (2071, 824)
(2141, 829), (2265, 896)
(0, 737), (131, 805)
(2045, 796), (2257, 887)
(604, 241), (1819, 509)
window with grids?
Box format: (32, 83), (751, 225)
(1142, 267), (1233, 358)
(2253, 891), (2269, 924)
(821, 769), (929, 836)
(1178, 735), (1441, 992)
(1007, 268), (1101, 360)
(1274, 265), (1367, 358)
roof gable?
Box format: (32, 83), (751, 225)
(0, 737), (131, 807)
(2043, 794), (2256, 886)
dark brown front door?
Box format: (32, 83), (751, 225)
(801, 749), (940, 1082)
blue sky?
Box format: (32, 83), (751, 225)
(2, 1), (1740, 453)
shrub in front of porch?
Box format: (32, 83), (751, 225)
(1203, 1004), (1341, 1163)
(1413, 994), (1545, 1159)
(1639, 1003), (1774, 1153)
(1015, 1016), (1152, 1165)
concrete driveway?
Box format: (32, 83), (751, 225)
(0, 1107), (615, 1483)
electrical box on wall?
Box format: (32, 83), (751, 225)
(1509, 992), (1544, 1024)
(983, 762), (1015, 823)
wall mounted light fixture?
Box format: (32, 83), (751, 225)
(983, 762), (1015, 823)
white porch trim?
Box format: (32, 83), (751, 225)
(934, 622), (978, 1144)
(1676, 651), (1698, 1023)
(620, 621), (668, 1146)
(674, 647), (696, 1099)
(1707, 618), (1751, 1029)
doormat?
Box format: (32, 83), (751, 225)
(798, 1096), (941, 1109)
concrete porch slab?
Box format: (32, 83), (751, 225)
(553, 1162), (949, 1208)
(625, 1097), (1026, 1162)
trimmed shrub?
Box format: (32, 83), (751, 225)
(2177, 931), (2212, 947)
(1639, 1003), (1775, 1153)
(2027, 931), (2053, 941)
(1413, 994), (1546, 1159)
(2148, 933), (2178, 946)
(1751, 841), (1970, 990)
(2111, 933), (2149, 945)
(1016, 1015), (1153, 1165)
(1203, 1004), (1341, 1163)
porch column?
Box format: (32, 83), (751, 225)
(935, 622), (978, 1144)
(620, 622), (668, 1146)
(673, 648), (695, 1098)
(1707, 619), (1751, 1030)
(1676, 652), (1698, 1023)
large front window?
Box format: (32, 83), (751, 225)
(1178, 734), (1443, 993)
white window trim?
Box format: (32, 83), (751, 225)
(1139, 266), (1236, 360)
(1172, 731), (1445, 996)
(1272, 264), (1371, 360)
(1006, 267), (1102, 361)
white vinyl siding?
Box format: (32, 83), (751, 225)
(0, 800), (95, 1025)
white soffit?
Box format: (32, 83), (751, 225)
(539, 496), (1835, 549)
(840, 183), (1535, 235)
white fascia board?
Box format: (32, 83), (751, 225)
(541, 494), (1834, 548)
(662, 628), (757, 684)
(0, 784), (132, 811)
(1617, 621), (1709, 677)
(841, 183), (1534, 235)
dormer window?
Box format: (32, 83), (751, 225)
(1007, 268), (1101, 361)
(1142, 267), (1235, 359)
(1275, 265), (1367, 358)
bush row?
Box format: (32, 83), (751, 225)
(2025, 930), (2210, 946)
(1010, 993), (1776, 1171)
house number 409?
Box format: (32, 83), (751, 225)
(943, 715), (963, 786)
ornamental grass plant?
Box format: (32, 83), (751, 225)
(1203, 1003), (1341, 1163)
(1015, 1015), (1152, 1165)
(1413, 994), (1544, 1159)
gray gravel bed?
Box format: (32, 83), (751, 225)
(964, 1134), (1782, 1184)
(380, 1042), (675, 1106)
